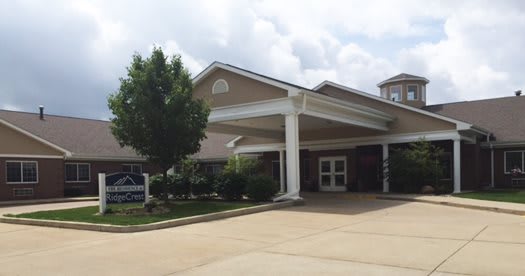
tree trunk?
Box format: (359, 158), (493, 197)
(162, 169), (169, 202)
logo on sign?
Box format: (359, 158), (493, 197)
(105, 173), (145, 204)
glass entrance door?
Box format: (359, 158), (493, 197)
(319, 156), (347, 192)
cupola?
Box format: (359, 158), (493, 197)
(377, 73), (429, 108)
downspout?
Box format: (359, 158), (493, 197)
(274, 93), (307, 202)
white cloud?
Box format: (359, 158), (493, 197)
(1, 0), (525, 118)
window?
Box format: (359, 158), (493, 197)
(65, 163), (90, 182)
(122, 164), (142, 174)
(212, 79), (229, 94)
(173, 165), (182, 174)
(6, 161), (38, 184)
(390, 85), (402, 102)
(13, 188), (33, 196)
(205, 164), (223, 175)
(407, 85), (418, 101)
(505, 151), (524, 173)
(422, 86), (426, 101)
(380, 87), (387, 98)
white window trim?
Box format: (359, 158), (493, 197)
(65, 163), (91, 183)
(122, 164), (143, 174)
(389, 85), (402, 102)
(6, 161), (39, 184)
(407, 84), (418, 101)
(504, 151), (525, 174)
(212, 79), (229, 94)
(205, 164), (223, 175)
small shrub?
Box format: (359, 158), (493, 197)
(192, 174), (216, 199)
(246, 175), (278, 202)
(171, 174), (191, 199)
(149, 174), (173, 199)
(216, 173), (247, 201)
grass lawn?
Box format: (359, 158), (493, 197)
(5, 201), (255, 226)
(455, 190), (525, 204)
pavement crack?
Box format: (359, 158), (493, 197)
(428, 225), (488, 276)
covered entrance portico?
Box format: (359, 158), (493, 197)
(207, 91), (394, 200)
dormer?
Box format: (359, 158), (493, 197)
(377, 73), (429, 108)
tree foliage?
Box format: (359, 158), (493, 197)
(108, 47), (209, 199)
(223, 155), (262, 176)
(385, 138), (445, 193)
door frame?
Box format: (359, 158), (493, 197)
(318, 156), (347, 192)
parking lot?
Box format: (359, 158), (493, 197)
(1, 195), (524, 275)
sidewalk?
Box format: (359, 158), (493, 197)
(376, 193), (525, 216)
(303, 192), (525, 216)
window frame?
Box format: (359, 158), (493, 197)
(6, 161), (38, 184)
(122, 164), (143, 174)
(205, 164), (223, 175)
(389, 85), (402, 102)
(504, 151), (525, 174)
(407, 84), (418, 101)
(65, 163), (91, 183)
(212, 79), (229, 94)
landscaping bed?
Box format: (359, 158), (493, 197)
(455, 190), (525, 204)
(5, 201), (255, 226)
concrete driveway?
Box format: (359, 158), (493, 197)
(1, 195), (524, 275)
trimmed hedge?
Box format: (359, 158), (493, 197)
(245, 175), (278, 202)
(215, 173), (248, 201)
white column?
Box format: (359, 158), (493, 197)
(279, 150), (285, 193)
(285, 112), (301, 199)
(453, 139), (461, 193)
(98, 173), (106, 214)
(382, 144), (389, 193)
(143, 173), (150, 203)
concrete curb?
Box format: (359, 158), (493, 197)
(0, 200), (304, 233)
(376, 195), (525, 216)
(0, 197), (98, 207)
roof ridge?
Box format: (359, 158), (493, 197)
(0, 109), (110, 123)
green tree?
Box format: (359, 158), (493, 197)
(108, 47), (210, 200)
(223, 155), (262, 176)
(385, 138), (445, 193)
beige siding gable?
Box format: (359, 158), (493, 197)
(193, 68), (288, 108)
(0, 123), (63, 156)
(317, 85), (456, 134)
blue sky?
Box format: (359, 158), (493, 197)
(1, 0), (524, 120)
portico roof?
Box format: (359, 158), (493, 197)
(206, 91), (395, 139)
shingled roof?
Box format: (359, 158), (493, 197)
(377, 73), (429, 87)
(0, 109), (235, 160)
(423, 96), (525, 142)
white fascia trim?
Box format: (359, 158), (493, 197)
(300, 91), (394, 121)
(0, 119), (71, 157)
(208, 97), (297, 123)
(193, 62), (301, 93)
(66, 155), (148, 162)
(0, 154), (63, 159)
(226, 136), (243, 148)
(376, 77), (429, 87)
(312, 81), (481, 132)
(207, 123), (283, 139)
(233, 130), (464, 154)
(481, 141), (525, 148)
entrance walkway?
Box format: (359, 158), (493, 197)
(1, 196), (524, 275)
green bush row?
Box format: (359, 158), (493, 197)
(149, 173), (278, 202)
